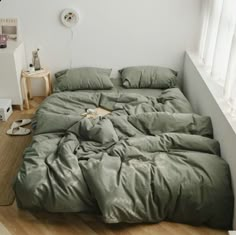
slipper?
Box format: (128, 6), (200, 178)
(11, 119), (32, 129)
(6, 127), (31, 136)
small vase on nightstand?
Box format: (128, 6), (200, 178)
(32, 48), (41, 71)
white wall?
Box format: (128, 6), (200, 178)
(0, 0), (202, 95)
(184, 52), (236, 229)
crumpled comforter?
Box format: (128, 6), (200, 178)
(14, 88), (234, 229)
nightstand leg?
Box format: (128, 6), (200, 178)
(21, 76), (29, 110)
(43, 76), (50, 96)
(27, 77), (33, 99)
(48, 73), (53, 94)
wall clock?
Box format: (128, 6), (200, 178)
(61, 9), (79, 28)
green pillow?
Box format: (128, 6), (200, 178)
(54, 67), (113, 92)
(120, 66), (177, 89)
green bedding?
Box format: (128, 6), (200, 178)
(14, 88), (233, 229)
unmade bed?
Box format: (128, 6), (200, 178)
(14, 67), (234, 230)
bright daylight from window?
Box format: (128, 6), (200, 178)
(199, 0), (236, 117)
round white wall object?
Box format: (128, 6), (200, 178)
(61, 9), (79, 28)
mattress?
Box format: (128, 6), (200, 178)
(14, 84), (234, 229)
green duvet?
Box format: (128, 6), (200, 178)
(14, 88), (233, 229)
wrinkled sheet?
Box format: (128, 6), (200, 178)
(14, 88), (233, 229)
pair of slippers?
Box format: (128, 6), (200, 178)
(6, 119), (32, 136)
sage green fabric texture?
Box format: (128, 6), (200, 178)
(14, 88), (233, 229)
(54, 67), (113, 92)
(120, 66), (177, 89)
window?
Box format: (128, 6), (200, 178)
(199, 0), (236, 116)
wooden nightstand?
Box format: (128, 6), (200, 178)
(21, 68), (52, 110)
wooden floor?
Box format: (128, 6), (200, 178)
(0, 97), (228, 235)
(0, 97), (45, 206)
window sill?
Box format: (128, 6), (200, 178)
(186, 51), (236, 134)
